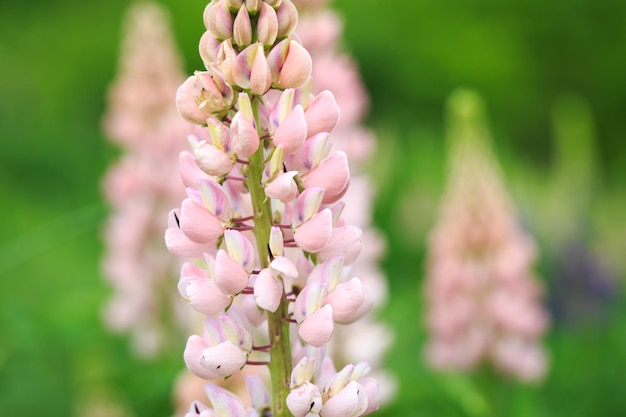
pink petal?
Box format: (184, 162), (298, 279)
(205, 384), (248, 417)
(176, 75), (207, 125)
(324, 278), (368, 325)
(165, 210), (214, 258)
(304, 90), (340, 137)
(278, 40), (312, 89)
(293, 281), (328, 323)
(214, 249), (250, 295)
(184, 335), (219, 380)
(254, 268), (283, 312)
(200, 341), (247, 377)
(180, 198), (224, 244)
(318, 225), (363, 265)
(265, 171), (298, 203)
(298, 304), (334, 347)
(294, 208), (333, 253)
(270, 256), (298, 280)
(197, 179), (232, 221)
(360, 377), (381, 415)
(294, 186), (325, 226)
(302, 151), (350, 204)
(194, 142), (234, 176)
(321, 381), (368, 417)
(272, 104), (307, 154)
(224, 230), (256, 272)
(286, 382), (322, 417)
(179, 151), (210, 189)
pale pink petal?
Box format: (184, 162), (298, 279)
(194, 142), (234, 176)
(286, 382), (322, 417)
(214, 249), (250, 295)
(165, 210), (214, 258)
(179, 151), (210, 188)
(254, 268), (283, 312)
(272, 104), (307, 154)
(302, 151), (350, 204)
(197, 179), (232, 221)
(298, 304), (334, 347)
(205, 384), (248, 417)
(294, 186), (325, 226)
(270, 256), (298, 280)
(269, 226), (284, 257)
(294, 208), (333, 253)
(318, 225), (363, 265)
(304, 90), (340, 137)
(231, 112), (260, 158)
(278, 41), (312, 89)
(224, 230), (256, 272)
(200, 341), (247, 377)
(257, 3), (278, 45)
(265, 171), (298, 203)
(275, 0), (298, 38)
(290, 356), (316, 388)
(233, 5), (252, 47)
(360, 377), (381, 415)
(184, 335), (219, 380)
(176, 75), (208, 124)
(293, 282), (328, 323)
(321, 381), (368, 417)
(324, 278), (368, 325)
(180, 198), (224, 244)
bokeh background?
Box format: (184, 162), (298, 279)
(1, 0), (625, 416)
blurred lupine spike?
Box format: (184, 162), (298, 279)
(100, 2), (195, 358)
(423, 89), (549, 383)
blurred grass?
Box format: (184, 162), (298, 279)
(1, 0), (625, 416)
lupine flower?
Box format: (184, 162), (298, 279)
(167, 1), (380, 416)
(101, 2), (194, 357)
(423, 89), (549, 382)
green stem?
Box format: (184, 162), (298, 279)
(247, 98), (292, 417)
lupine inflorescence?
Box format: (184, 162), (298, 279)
(166, 1), (380, 416)
(423, 90), (549, 382)
(101, 2), (194, 358)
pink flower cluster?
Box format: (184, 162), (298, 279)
(167, 1), (380, 416)
(423, 90), (549, 382)
(101, 2), (194, 357)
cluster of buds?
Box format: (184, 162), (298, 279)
(101, 2), (194, 357)
(423, 89), (549, 383)
(167, 1), (379, 416)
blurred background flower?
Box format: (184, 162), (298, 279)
(1, 0), (625, 416)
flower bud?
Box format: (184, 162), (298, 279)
(200, 341), (248, 377)
(199, 30), (220, 66)
(206, 0), (234, 40)
(257, 3), (279, 46)
(275, 0), (298, 38)
(192, 140), (234, 176)
(268, 39), (312, 89)
(286, 382), (322, 417)
(233, 6), (252, 47)
(233, 43), (272, 95)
